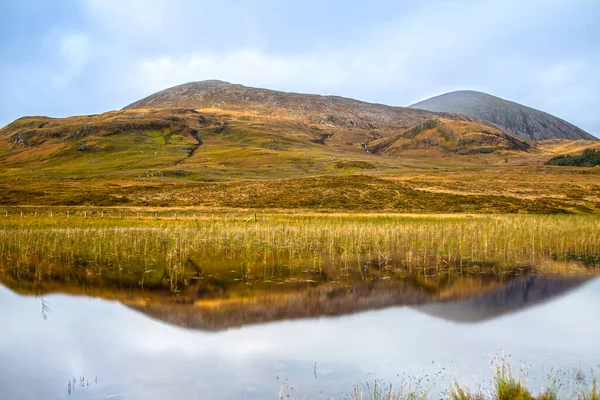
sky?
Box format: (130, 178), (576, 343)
(1, 0), (599, 137)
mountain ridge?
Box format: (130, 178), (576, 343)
(125, 81), (596, 142)
(124, 81), (504, 133)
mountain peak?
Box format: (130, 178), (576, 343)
(123, 81), (508, 134)
(124, 82), (596, 141)
(183, 79), (232, 87)
(409, 91), (596, 141)
(124, 81), (463, 131)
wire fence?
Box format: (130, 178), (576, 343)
(0, 210), (260, 222)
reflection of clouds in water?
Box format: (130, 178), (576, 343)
(0, 279), (599, 399)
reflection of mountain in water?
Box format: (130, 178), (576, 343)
(124, 280), (430, 332)
(2, 271), (594, 332)
(414, 275), (593, 323)
(125, 275), (594, 331)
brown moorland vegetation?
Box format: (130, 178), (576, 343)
(0, 107), (599, 212)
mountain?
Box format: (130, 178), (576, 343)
(125, 80), (498, 131)
(1, 81), (599, 212)
(409, 90), (596, 141)
(0, 104), (530, 188)
(121, 80), (533, 155)
(0, 82), (533, 187)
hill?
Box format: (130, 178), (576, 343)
(410, 90), (597, 141)
(368, 118), (530, 156)
(1, 82), (599, 213)
(124, 80), (499, 131)
(0, 106), (532, 183)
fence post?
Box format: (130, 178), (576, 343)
(50, 211), (53, 217)
(20, 211), (23, 218)
(34, 211), (37, 218)
(84, 211), (87, 218)
(67, 211), (70, 218)
(154, 212), (158, 220)
(254, 213), (257, 222)
(119, 212), (123, 219)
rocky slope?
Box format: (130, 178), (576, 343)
(368, 118), (530, 156)
(124, 80), (499, 131)
(410, 90), (596, 141)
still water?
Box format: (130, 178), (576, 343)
(1, 276), (599, 399)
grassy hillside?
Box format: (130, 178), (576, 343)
(1, 109), (599, 213)
(368, 118), (530, 156)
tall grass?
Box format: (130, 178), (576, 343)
(350, 356), (600, 400)
(0, 213), (598, 294)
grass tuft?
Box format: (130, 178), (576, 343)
(350, 359), (599, 400)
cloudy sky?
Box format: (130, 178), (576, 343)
(1, 0), (599, 137)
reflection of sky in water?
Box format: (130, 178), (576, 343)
(1, 279), (599, 399)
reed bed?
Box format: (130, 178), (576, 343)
(1, 213), (599, 293)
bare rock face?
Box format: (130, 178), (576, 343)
(124, 81), (495, 131)
(410, 90), (597, 141)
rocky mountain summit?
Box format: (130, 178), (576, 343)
(410, 90), (596, 141)
(124, 80), (497, 131)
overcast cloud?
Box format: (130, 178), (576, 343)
(1, 0), (598, 137)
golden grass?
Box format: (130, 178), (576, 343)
(1, 213), (598, 297)
(351, 356), (600, 400)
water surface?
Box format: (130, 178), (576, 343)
(1, 275), (599, 399)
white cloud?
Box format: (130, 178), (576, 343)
(537, 60), (586, 87)
(136, 49), (378, 95)
(84, 0), (172, 35)
(129, 0), (523, 102)
(2, 0), (598, 137)
(52, 33), (91, 89)
(528, 57), (600, 129)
